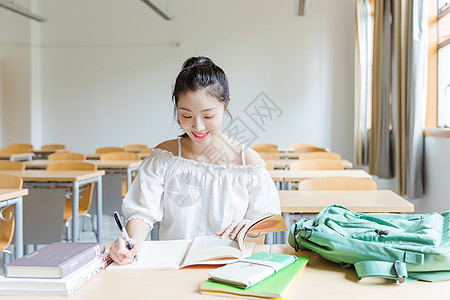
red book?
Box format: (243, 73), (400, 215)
(6, 242), (105, 279)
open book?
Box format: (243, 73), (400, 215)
(109, 212), (287, 270)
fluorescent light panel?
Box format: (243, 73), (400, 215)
(141, 0), (174, 20)
(0, 0), (47, 22)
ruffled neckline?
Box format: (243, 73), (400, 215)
(150, 148), (266, 175)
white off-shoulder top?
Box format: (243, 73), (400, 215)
(122, 145), (281, 240)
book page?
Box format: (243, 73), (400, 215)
(181, 236), (248, 267)
(108, 240), (191, 270)
(237, 214), (287, 250)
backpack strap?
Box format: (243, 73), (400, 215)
(354, 260), (410, 283)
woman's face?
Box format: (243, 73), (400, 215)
(177, 89), (226, 146)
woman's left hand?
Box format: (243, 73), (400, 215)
(216, 219), (251, 240)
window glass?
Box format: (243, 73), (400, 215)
(437, 44), (450, 127)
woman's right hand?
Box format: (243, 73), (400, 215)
(109, 237), (141, 265)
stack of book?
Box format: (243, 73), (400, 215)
(200, 252), (309, 299)
(0, 242), (110, 296)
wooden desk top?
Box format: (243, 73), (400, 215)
(269, 169), (372, 181)
(25, 160), (142, 169)
(0, 189), (28, 202)
(5, 244), (449, 300)
(267, 159), (353, 169)
(31, 149), (69, 154)
(0, 170), (105, 182)
(279, 190), (414, 213)
(86, 153), (150, 160)
(0, 153), (34, 159)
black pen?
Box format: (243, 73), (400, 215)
(113, 211), (138, 262)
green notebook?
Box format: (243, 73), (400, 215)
(200, 256), (309, 299)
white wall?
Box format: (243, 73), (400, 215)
(32, 0), (355, 157)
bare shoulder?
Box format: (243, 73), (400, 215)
(155, 139), (178, 156)
(244, 146), (264, 166)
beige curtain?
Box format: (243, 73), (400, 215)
(354, 0), (372, 166)
(369, 0), (427, 197)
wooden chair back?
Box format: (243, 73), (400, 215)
(252, 144), (278, 152)
(0, 161), (25, 171)
(291, 147), (327, 153)
(288, 144), (316, 151)
(100, 152), (139, 197)
(0, 174), (23, 251)
(123, 144), (148, 151)
(95, 147), (126, 154)
(41, 144), (66, 150)
(140, 148), (152, 154)
(299, 152), (342, 160)
(48, 153), (86, 161)
(6, 144), (33, 151)
(289, 159), (344, 170)
(100, 152), (140, 161)
(258, 152), (280, 160)
(0, 148), (32, 154)
(265, 162), (274, 171)
(298, 177), (377, 191)
(46, 162), (97, 222)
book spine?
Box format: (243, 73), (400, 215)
(65, 257), (107, 295)
(60, 244), (105, 278)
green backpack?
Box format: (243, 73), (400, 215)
(288, 205), (450, 283)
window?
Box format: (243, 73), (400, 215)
(438, 1), (450, 127)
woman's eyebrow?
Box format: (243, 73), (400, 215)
(178, 107), (218, 112)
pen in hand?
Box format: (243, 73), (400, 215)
(113, 211), (138, 262)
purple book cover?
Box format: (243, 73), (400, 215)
(6, 242), (105, 278)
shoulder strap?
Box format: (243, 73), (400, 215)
(354, 260), (409, 283)
(241, 145), (246, 166)
(177, 137), (182, 157)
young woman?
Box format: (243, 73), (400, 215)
(110, 56), (280, 264)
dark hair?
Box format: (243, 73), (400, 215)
(172, 56), (231, 134)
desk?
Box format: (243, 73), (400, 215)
(0, 170), (104, 243)
(269, 169), (372, 190)
(25, 160), (141, 215)
(86, 153), (150, 160)
(0, 153), (34, 161)
(31, 149), (69, 159)
(278, 190), (414, 243)
(267, 159), (353, 169)
(4, 244), (449, 300)
(0, 189), (27, 259)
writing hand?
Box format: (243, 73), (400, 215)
(109, 237), (141, 265)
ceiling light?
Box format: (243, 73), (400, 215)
(0, 0), (47, 22)
(141, 0), (174, 20)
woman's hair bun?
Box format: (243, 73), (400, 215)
(181, 56), (213, 70)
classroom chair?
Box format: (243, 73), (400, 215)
(0, 161), (25, 171)
(258, 152), (280, 161)
(6, 143), (33, 151)
(288, 143), (316, 151)
(100, 152), (140, 198)
(140, 148), (153, 154)
(251, 144), (278, 152)
(291, 147), (327, 153)
(298, 152), (342, 160)
(0, 148), (33, 154)
(123, 144), (148, 151)
(41, 144), (66, 150)
(46, 162), (98, 241)
(264, 162), (274, 171)
(289, 159), (344, 170)
(48, 152), (87, 161)
(298, 177), (377, 191)
(0, 174), (23, 272)
(95, 147), (126, 154)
